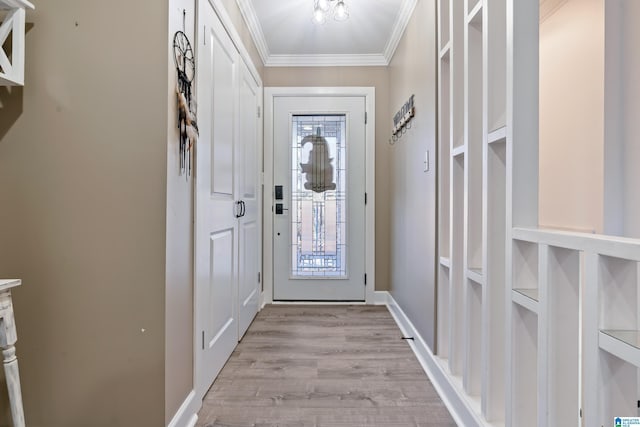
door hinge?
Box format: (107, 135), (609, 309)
(364, 274), (367, 286)
(258, 272), (261, 283)
(201, 330), (205, 350)
(365, 192), (368, 205)
(203, 25), (206, 45)
(257, 106), (261, 118)
(365, 111), (368, 124)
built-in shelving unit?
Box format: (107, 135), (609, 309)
(436, 0), (640, 425)
(508, 228), (640, 426)
(435, 0), (537, 424)
(586, 249), (640, 425)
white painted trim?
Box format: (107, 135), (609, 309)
(265, 54), (389, 67)
(511, 289), (539, 314)
(206, 0), (263, 86)
(263, 87), (376, 305)
(166, 390), (199, 427)
(513, 226), (640, 262)
(233, 0), (416, 67)
(385, 292), (494, 427)
(374, 290), (389, 305)
(383, 0), (417, 63)
(259, 290), (267, 309)
(235, 0), (270, 65)
(271, 301), (366, 306)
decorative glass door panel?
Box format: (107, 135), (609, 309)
(290, 115), (347, 278)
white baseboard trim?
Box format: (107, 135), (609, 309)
(384, 292), (494, 427)
(374, 290), (389, 305)
(167, 390), (199, 427)
(260, 290), (267, 309)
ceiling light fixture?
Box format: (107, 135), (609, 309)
(312, 0), (349, 24)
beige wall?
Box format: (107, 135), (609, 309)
(264, 67), (391, 290)
(387, 0), (438, 349)
(0, 1), (169, 426)
(539, 0), (605, 233)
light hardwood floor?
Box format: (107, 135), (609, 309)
(196, 305), (456, 427)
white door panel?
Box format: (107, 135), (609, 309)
(210, 26), (236, 197)
(207, 229), (235, 346)
(273, 96), (366, 301)
(195, 0), (238, 400)
(239, 220), (259, 336)
(237, 60), (261, 338)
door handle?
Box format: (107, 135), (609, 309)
(235, 200), (246, 218)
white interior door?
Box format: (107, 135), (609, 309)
(237, 60), (261, 338)
(194, 0), (239, 399)
(272, 96), (366, 301)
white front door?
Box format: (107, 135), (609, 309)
(194, 0), (260, 399)
(272, 96), (366, 301)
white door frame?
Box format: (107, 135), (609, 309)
(263, 87), (376, 305)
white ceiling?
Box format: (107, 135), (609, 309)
(236, 0), (418, 67)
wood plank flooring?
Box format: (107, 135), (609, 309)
(196, 305), (456, 427)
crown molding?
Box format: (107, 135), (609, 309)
(383, 0), (417, 63)
(265, 53), (389, 67)
(235, 0), (270, 65)
(235, 0), (417, 68)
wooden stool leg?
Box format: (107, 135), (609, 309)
(2, 346), (23, 427)
(0, 290), (24, 427)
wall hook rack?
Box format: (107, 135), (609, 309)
(391, 94), (415, 143)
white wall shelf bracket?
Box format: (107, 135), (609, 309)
(0, 0), (34, 86)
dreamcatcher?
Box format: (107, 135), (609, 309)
(173, 21), (198, 176)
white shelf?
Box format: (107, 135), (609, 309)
(513, 227), (640, 262)
(512, 289), (539, 314)
(0, 0), (34, 9)
(440, 42), (451, 60)
(466, 268), (483, 285)
(488, 126), (506, 144)
(599, 330), (640, 368)
(0, 279), (21, 292)
(452, 145), (465, 157)
(440, 256), (451, 269)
